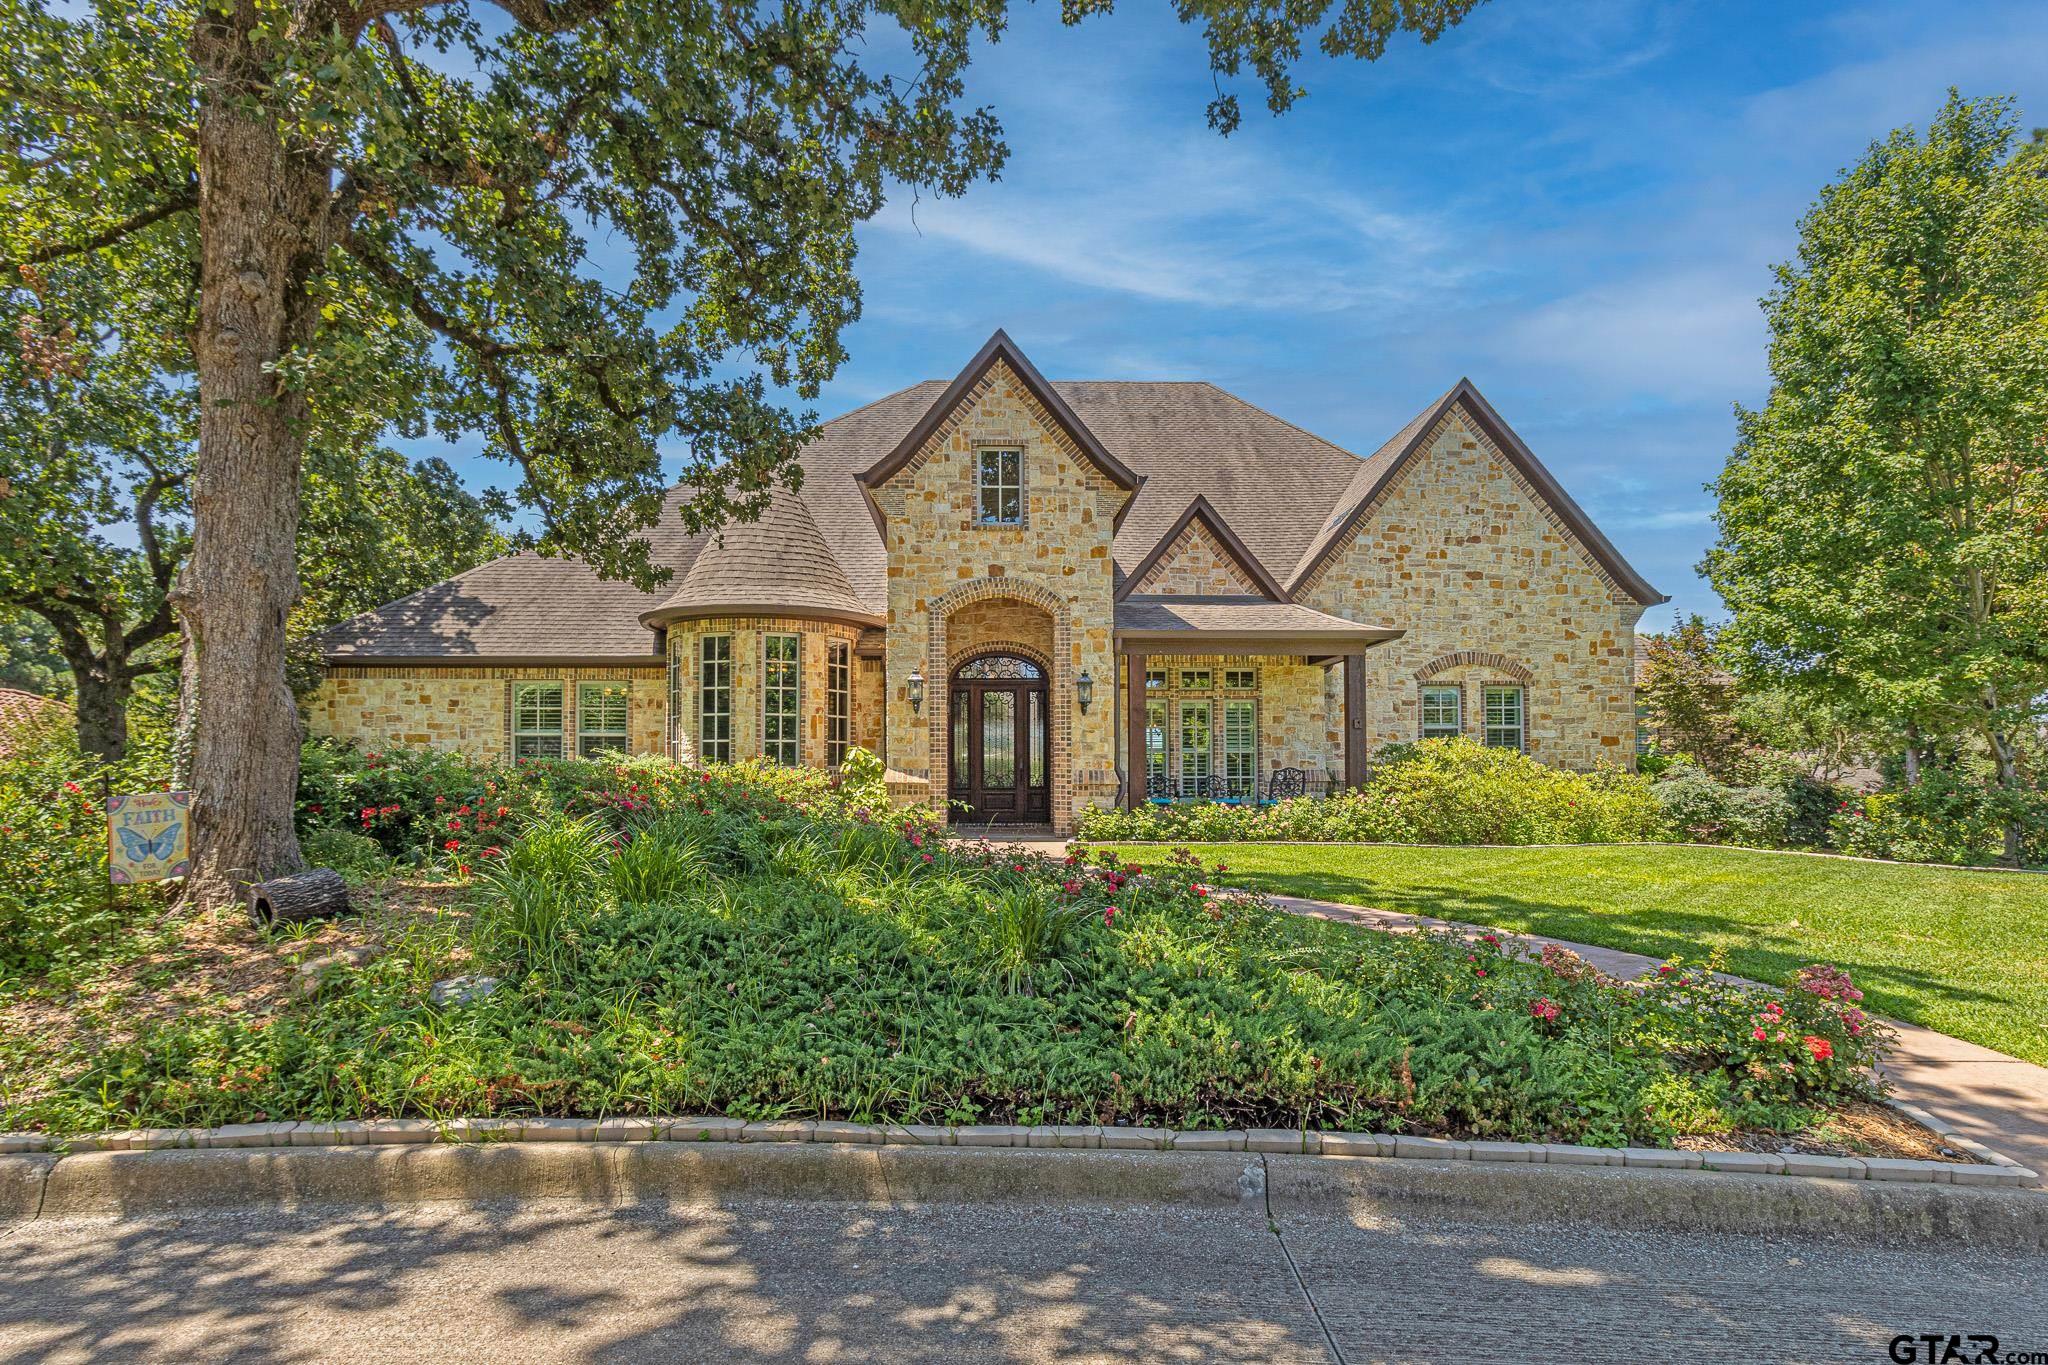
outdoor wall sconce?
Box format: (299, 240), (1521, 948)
(908, 667), (925, 715)
(1076, 669), (1095, 714)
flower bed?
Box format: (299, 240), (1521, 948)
(5, 761), (1891, 1151)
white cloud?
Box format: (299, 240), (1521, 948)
(1490, 267), (1768, 402)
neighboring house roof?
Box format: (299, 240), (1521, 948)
(318, 333), (1662, 664)
(0, 688), (62, 756)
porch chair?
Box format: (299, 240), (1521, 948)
(1261, 767), (1309, 806)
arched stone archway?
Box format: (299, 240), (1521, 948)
(925, 578), (1072, 828)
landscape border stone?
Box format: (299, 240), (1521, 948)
(0, 1115), (2035, 1194)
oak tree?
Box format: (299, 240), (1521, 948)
(4, 0), (1488, 905)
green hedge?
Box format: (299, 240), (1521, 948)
(1074, 738), (1665, 845)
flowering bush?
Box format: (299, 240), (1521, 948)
(1833, 771), (2048, 867)
(1074, 738), (1665, 845)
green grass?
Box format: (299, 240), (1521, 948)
(1091, 842), (2048, 1065)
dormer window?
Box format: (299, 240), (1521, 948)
(976, 448), (1022, 525)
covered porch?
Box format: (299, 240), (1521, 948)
(1114, 596), (1401, 810)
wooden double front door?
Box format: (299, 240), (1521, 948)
(947, 654), (1051, 825)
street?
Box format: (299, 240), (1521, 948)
(2, 1196), (2043, 1363)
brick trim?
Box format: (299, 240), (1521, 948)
(925, 577), (1073, 832)
(1414, 650), (1534, 685)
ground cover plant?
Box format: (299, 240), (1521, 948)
(1089, 842), (2048, 1066)
(4, 756), (1891, 1151)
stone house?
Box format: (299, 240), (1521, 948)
(311, 331), (1664, 833)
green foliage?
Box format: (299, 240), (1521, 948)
(298, 828), (392, 882)
(1636, 613), (1745, 779)
(1836, 770), (2048, 867)
(1075, 738), (1666, 845)
(0, 713), (172, 978)
(609, 818), (709, 904)
(1652, 764), (1799, 848)
(0, 609), (70, 698)
(8, 776), (1891, 1144)
(1706, 93), (2048, 858)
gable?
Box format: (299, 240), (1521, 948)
(859, 330), (1140, 501)
(1289, 385), (1663, 607)
(1118, 495), (1288, 600)
(1135, 519), (1264, 595)
(1297, 405), (1644, 607)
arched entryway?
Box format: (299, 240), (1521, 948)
(947, 652), (1051, 824)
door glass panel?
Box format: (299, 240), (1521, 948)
(981, 690), (1016, 787)
(1179, 702), (1212, 798)
(1028, 690), (1045, 788)
(951, 690), (969, 784)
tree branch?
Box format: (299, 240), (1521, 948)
(0, 185), (198, 272)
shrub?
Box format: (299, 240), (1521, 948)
(1652, 764), (1796, 847)
(0, 715), (174, 979)
(1074, 738), (1665, 846)
(1834, 771), (2048, 867)
(299, 828), (392, 882)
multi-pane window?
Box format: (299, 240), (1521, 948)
(1144, 668), (1166, 690)
(976, 448), (1022, 525)
(1178, 701), (1212, 798)
(1420, 685), (1462, 740)
(762, 633), (801, 766)
(826, 640), (851, 769)
(1222, 700), (1257, 799)
(697, 635), (732, 763)
(1144, 700), (1167, 798)
(1483, 686), (1525, 750)
(951, 689), (970, 785)
(666, 643), (683, 759)
(1223, 668), (1257, 690)
(1179, 669), (1212, 690)
(577, 682), (630, 757)
(511, 683), (564, 760)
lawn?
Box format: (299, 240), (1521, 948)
(1090, 842), (2048, 1065)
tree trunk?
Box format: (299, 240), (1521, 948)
(175, 0), (327, 908)
(71, 666), (132, 765)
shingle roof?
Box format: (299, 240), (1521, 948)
(320, 338), (1659, 663)
(1115, 596), (1401, 649)
(0, 687), (62, 756)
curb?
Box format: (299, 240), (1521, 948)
(4, 1118), (2034, 1188)
(5, 1142), (2045, 1249)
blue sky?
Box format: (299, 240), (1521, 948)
(442, 0), (2048, 622)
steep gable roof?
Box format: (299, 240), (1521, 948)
(1117, 495), (1289, 601)
(857, 330), (1143, 496)
(1285, 379), (1666, 606)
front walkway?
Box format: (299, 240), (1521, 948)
(1268, 892), (2048, 1185)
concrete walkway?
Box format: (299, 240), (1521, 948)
(1269, 893), (2048, 1184)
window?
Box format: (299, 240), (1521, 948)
(666, 643), (682, 759)
(1179, 669), (1212, 690)
(1483, 686), (1524, 750)
(697, 635), (732, 763)
(1420, 685), (1462, 740)
(511, 683), (564, 760)
(976, 448), (1022, 525)
(1178, 701), (1212, 798)
(951, 689), (970, 786)
(763, 633), (801, 766)
(577, 682), (630, 757)
(1223, 668), (1257, 691)
(1144, 668), (1166, 690)
(1144, 699), (1167, 798)
(956, 654), (1042, 679)
(826, 640), (851, 768)
(1222, 700), (1257, 800)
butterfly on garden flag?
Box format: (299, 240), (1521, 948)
(116, 822), (182, 863)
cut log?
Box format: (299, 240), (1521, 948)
(248, 868), (351, 927)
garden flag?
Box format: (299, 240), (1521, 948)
(107, 790), (191, 883)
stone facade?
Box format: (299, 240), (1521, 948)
(1297, 410), (1645, 767)
(866, 359), (1126, 831)
(310, 665), (666, 760)
(1133, 519), (1264, 596)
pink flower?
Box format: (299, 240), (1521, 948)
(1803, 1035), (1833, 1063)
(1752, 1027), (1767, 1041)
(1103, 905), (1119, 925)
(1529, 997), (1559, 1022)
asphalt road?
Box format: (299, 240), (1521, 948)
(2, 1197), (2044, 1363)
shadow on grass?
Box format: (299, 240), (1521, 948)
(1213, 867), (2017, 1042)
